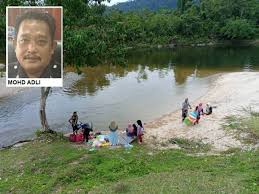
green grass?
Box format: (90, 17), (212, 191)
(223, 110), (259, 144)
(0, 139), (258, 193)
(168, 138), (211, 153)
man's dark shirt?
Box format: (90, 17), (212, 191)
(8, 61), (61, 78)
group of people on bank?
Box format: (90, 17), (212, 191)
(109, 120), (144, 145)
(181, 98), (213, 125)
(67, 98), (212, 146)
(68, 112), (144, 145)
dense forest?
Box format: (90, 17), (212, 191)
(1, 0), (259, 65)
(109, 0), (178, 12)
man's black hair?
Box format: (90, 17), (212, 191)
(15, 11), (56, 41)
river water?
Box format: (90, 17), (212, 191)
(0, 46), (259, 147)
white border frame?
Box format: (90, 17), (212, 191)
(6, 6), (63, 87)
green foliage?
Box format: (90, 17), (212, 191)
(180, 8), (202, 36)
(0, 0), (24, 50)
(109, 0), (178, 12)
(177, 0), (194, 14)
(1, 0), (259, 64)
(35, 129), (65, 142)
(220, 19), (256, 39)
(0, 17), (5, 50)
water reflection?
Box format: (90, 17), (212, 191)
(64, 64), (155, 96)
(0, 52), (5, 64)
(127, 46), (259, 84)
(0, 53), (5, 77)
(63, 46), (259, 96)
(0, 46), (259, 147)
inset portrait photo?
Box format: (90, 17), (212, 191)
(6, 6), (63, 87)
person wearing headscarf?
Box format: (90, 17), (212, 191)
(194, 103), (204, 124)
(182, 98), (192, 122)
(109, 121), (119, 146)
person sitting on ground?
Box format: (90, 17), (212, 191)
(136, 120), (144, 144)
(126, 123), (134, 137)
(205, 103), (213, 115)
(81, 122), (93, 143)
(194, 103), (204, 124)
(182, 98), (192, 122)
(69, 111), (78, 134)
(109, 121), (119, 146)
(133, 124), (138, 137)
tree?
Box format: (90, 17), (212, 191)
(220, 19), (256, 39)
(177, 0), (193, 14)
(38, 0), (111, 133)
(40, 87), (51, 132)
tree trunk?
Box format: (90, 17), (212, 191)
(40, 87), (51, 132)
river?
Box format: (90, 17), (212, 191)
(0, 46), (259, 147)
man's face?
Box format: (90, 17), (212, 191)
(14, 19), (56, 77)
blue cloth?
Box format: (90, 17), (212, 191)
(109, 131), (118, 146)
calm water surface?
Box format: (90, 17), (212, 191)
(0, 46), (259, 147)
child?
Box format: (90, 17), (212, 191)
(136, 120), (144, 144)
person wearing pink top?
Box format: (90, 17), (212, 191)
(194, 103), (204, 124)
(136, 120), (144, 144)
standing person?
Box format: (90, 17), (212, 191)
(69, 112), (78, 134)
(136, 120), (144, 144)
(81, 122), (93, 143)
(182, 98), (192, 122)
(8, 11), (61, 78)
(109, 121), (119, 146)
(195, 103), (204, 124)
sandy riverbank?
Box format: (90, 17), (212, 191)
(145, 72), (259, 152)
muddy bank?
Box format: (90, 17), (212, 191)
(145, 72), (259, 152)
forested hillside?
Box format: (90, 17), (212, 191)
(110, 0), (178, 12)
(1, 0), (259, 65)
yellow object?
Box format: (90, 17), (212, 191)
(100, 143), (110, 147)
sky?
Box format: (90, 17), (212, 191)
(103, 0), (130, 6)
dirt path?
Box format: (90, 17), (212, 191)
(145, 72), (259, 152)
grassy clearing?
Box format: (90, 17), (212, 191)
(0, 136), (258, 193)
(91, 171), (253, 194)
(168, 138), (211, 153)
(223, 110), (259, 144)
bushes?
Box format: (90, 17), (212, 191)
(220, 19), (257, 39)
(1, 0), (259, 63)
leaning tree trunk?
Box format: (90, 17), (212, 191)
(40, 87), (51, 132)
